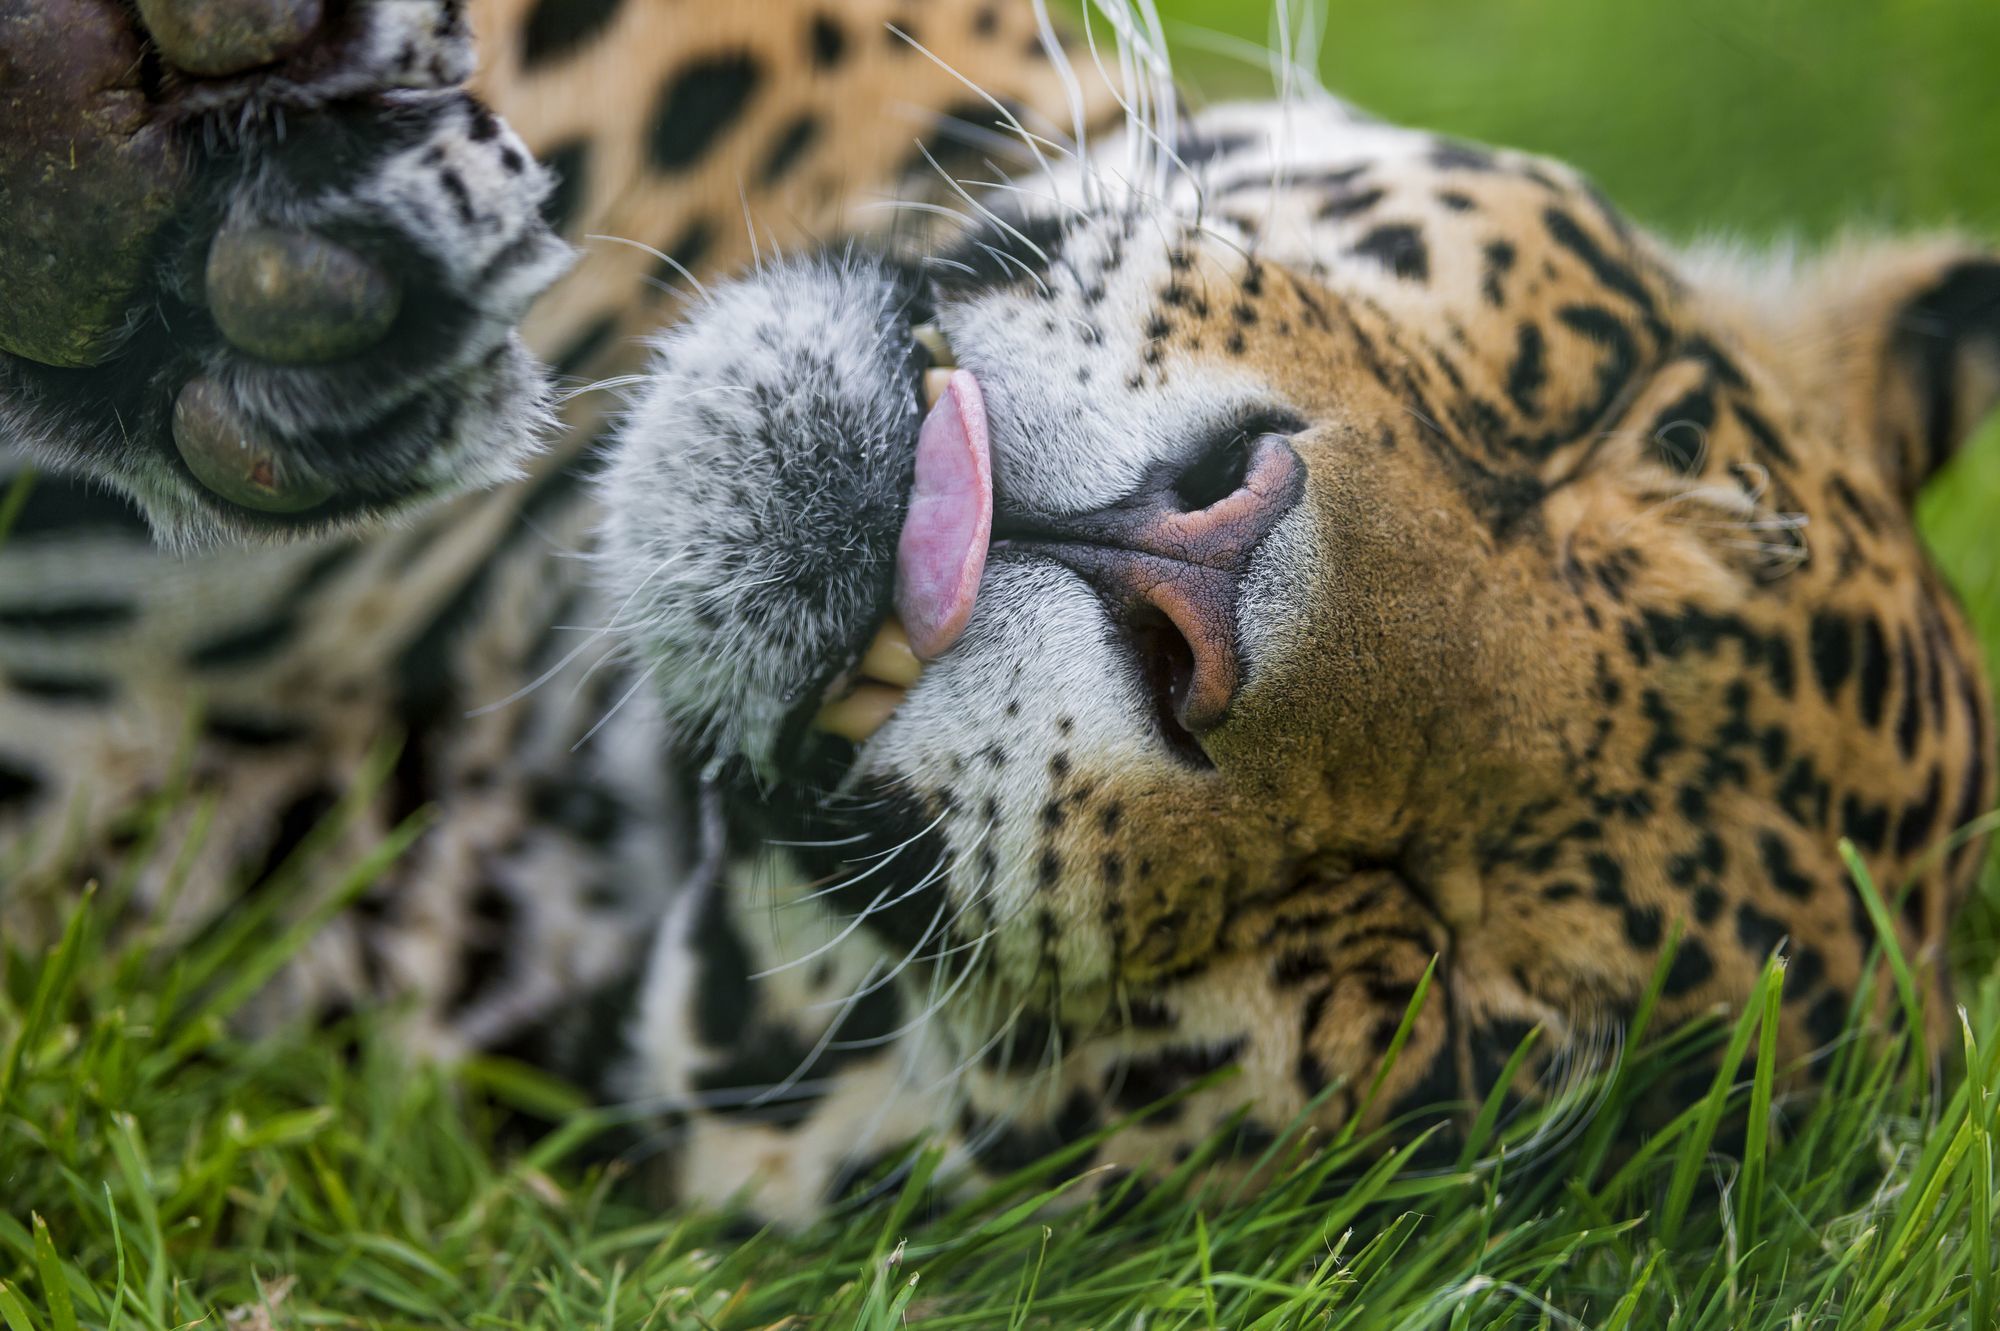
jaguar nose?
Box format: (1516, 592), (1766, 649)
(997, 431), (1305, 739)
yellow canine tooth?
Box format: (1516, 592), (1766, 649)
(860, 617), (922, 687)
(912, 323), (956, 368)
(923, 367), (953, 410)
(815, 683), (907, 742)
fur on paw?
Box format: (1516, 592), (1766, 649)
(0, 0), (570, 544)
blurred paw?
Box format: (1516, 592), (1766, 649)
(0, 0), (569, 542)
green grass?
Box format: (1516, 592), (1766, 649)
(1158, 0), (2000, 240)
(6, 819), (2000, 1327)
(10, 1), (2000, 1324)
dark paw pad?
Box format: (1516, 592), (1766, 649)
(170, 378), (335, 513)
(204, 226), (402, 365)
(0, 0), (569, 543)
(134, 0), (322, 77)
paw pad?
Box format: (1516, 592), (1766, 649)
(171, 377), (334, 513)
(133, 0), (323, 77)
(2, 0), (558, 540)
(206, 226), (401, 364)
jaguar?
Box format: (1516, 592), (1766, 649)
(2, 0), (1996, 1224)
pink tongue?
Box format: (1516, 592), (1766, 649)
(895, 369), (992, 660)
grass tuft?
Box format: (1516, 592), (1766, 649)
(5, 851), (2000, 1327)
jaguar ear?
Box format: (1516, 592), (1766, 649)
(1795, 241), (2000, 501)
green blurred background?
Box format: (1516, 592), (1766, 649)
(1147, 0), (2000, 941)
(1153, 0), (2000, 239)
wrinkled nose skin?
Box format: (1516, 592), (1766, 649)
(995, 435), (1306, 732)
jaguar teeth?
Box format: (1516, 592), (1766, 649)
(923, 367), (953, 409)
(816, 682), (906, 742)
(814, 616), (922, 741)
(912, 322), (956, 368)
(860, 616), (922, 687)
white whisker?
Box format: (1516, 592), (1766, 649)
(585, 232), (710, 302)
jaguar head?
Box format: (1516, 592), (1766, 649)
(599, 93), (1996, 1070)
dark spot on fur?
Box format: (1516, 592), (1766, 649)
(1542, 207), (1658, 325)
(1733, 901), (1788, 965)
(652, 217), (716, 294)
(1662, 936), (1715, 997)
(808, 12), (846, 66)
(1272, 949), (1330, 986)
(528, 777), (624, 847)
(203, 712), (309, 747)
(520, 0), (623, 68)
(445, 882), (517, 1015)
(1623, 905), (1663, 948)
(1430, 140), (1498, 172)
(1841, 794), (1892, 853)
(1857, 616), (1892, 728)
(1648, 388), (1716, 474)
(1505, 322), (1546, 415)
(1350, 224), (1429, 282)
(6, 670), (114, 704)
(0, 600), (138, 634)
(1692, 884), (1724, 922)
(1895, 631), (1925, 758)
(1804, 988), (1849, 1047)
(1889, 259), (2000, 484)
(758, 113), (821, 185)
(1811, 612), (1853, 699)
(1038, 849), (1062, 888)
(1108, 1039), (1245, 1114)
(649, 53), (764, 174)
(1317, 186), (1385, 221)
(1480, 239), (1515, 306)
(537, 138), (590, 235)
(1893, 766), (1945, 857)
(1758, 831), (1817, 900)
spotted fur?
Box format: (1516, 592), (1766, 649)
(2, 0), (1996, 1227)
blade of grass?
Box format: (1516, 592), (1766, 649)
(1736, 955), (1787, 1251)
(0, 469), (35, 548)
(1839, 841), (1923, 1042)
(1970, 1015), (1994, 1331)
(1336, 956), (1438, 1148)
(0, 1283), (42, 1331)
(1659, 954), (1779, 1244)
(0, 884), (96, 1118)
(1456, 1024), (1541, 1171)
(30, 1215), (77, 1331)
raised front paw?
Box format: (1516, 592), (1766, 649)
(0, 0), (570, 543)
